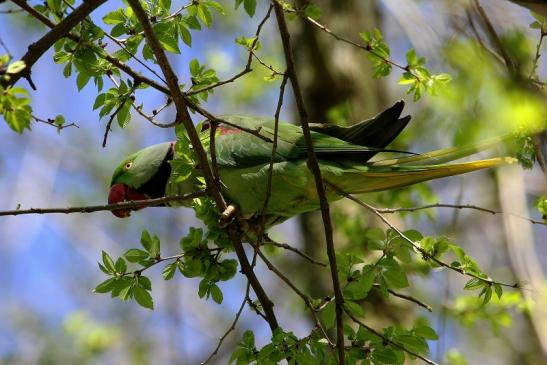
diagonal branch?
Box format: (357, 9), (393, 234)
(272, 2), (345, 363)
(345, 310), (439, 365)
(126, 0), (279, 331)
(3, 0), (108, 89)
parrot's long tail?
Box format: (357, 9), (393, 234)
(371, 135), (511, 166)
(337, 157), (512, 194)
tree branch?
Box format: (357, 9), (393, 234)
(272, 2), (345, 363)
(376, 203), (546, 226)
(345, 310), (439, 365)
(0, 191), (205, 217)
(126, 0), (279, 331)
(4, 0), (108, 89)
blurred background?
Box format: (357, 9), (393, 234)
(0, 0), (546, 364)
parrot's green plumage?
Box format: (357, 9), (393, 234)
(108, 101), (509, 225)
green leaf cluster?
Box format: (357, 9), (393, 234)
(230, 328), (332, 365)
(188, 58), (219, 102)
(94, 243), (155, 310)
(359, 29), (392, 78)
(0, 85), (32, 133)
(93, 79), (140, 128)
(399, 49), (451, 101)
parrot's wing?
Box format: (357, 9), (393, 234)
(209, 114), (412, 167)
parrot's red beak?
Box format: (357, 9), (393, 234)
(108, 183), (150, 218)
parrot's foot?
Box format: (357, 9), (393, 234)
(219, 204), (238, 228)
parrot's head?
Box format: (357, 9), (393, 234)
(108, 142), (175, 218)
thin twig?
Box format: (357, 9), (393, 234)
(0, 191), (205, 217)
(376, 203), (546, 226)
(102, 99), (129, 147)
(263, 237), (327, 267)
(32, 114), (79, 130)
(261, 73), (288, 219)
(473, 0), (516, 75)
(345, 311), (439, 365)
(372, 284), (432, 312)
(0, 8), (23, 14)
(201, 252), (256, 365)
(272, 3), (345, 363)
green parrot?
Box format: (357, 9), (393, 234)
(108, 101), (508, 226)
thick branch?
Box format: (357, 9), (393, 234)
(4, 0), (107, 88)
(126, 0), (278, 331)
(272, 3), (345, 363)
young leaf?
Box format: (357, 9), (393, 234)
(133, 285), (154, 309)
(162, 262), (177, 280)
(210, 284), (223, 304)
(93, 277), (117, 293)
(124, 248), (150, 263)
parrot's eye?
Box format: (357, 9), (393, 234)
(124, 161), (133, 171)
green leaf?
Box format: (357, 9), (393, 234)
(481, 286), (493, 304)
(243, 330), (255, 347)
(137, 275), (152, 291)
(344, 300), (365, 317)
(93, 277), (117, 293)
(180, 227), (204, 251)
(124, 248), (150, 263)
(198, 279), (209, 298)
(189, 58), (200, 77)
(76, 72), (90, 91)
(372, 347), (397, 364)
(197, 4), (213, 27)
(162, 262), (177, 280)
(243, 0), (256, 17)
(111, 277), (132, 298)
(141, 230), (160, 257)
(153, 23), (180, 54)
(118, 284), (132, 301)
(177, 20), (192, 46)
(464, 277), (484, 291)
(304, 4), (321, 20)
(320, 301), (336, 329)
(115, 257), (127, 274)
(133, 285), (154, 309)
(414, 325), (438, 340)
(103, 9), (125, 25)
(117, 99), (131, 128)
(101, 251), (116, 274)
(210, 284), (223, 304)
(494, 283), (503, 299)
(53, 114), (65, 126)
